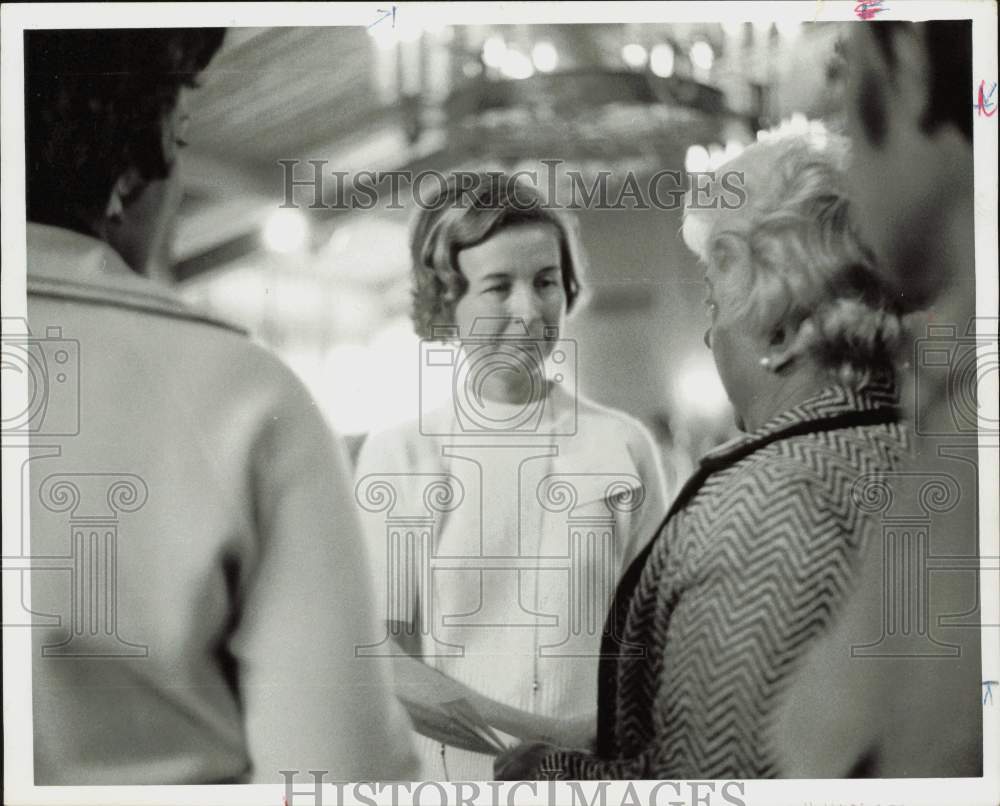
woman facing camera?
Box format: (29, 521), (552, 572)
(354, 174), (668, 780)
(496, 125), (910, 780)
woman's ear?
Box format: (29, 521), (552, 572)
(762, 318), (816, 373)
(104, 168), (145, 225)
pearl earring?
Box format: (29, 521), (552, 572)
(759, 356), (773, 370)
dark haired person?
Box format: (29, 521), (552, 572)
(25, 29), (415, 783)
(777, 21), (984, 777)
(354, 174), (668, 780)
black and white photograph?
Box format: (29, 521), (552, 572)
(1, 3), (997, 805)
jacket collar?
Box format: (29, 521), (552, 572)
(701, 377), (900, 467)
(26, 223), (244, 334)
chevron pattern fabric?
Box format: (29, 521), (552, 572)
(535, 380), (909, 780)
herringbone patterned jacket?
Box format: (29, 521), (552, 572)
(535, 380), (908, 779)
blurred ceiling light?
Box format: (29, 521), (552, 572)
(689, 40), (715, 73)
(684, 144), (710, 173)
(621, 43), (648, 69)
(262, 208), (309, 254)
(500, 49), (535, 80)
(531, 41), (558, 73)
(482, 35), (507, 68)
(649, 43), (675, 78)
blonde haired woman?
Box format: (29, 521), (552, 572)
(498, 125), (911, 780)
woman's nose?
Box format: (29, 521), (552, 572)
(505, 284), (541, 329)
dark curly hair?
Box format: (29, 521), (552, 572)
(409, 173), (585, 340)
(25, 28), (225, 233)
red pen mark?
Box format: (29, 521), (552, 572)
(976, 80), (998, 117)
(855, 0), (888, 20)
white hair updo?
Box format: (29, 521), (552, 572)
(682, 122), (902, 386)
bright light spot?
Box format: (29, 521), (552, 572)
(684, 144), (710, 173)
(674, 358), (730, 420)
(482, 35), (507, 68)
(531, 41), (558, 73)
(262, 208), (309, 254)
(311, 320), (448, 436)
(649, 43), (675, 78)
(500, 49), (535, 80)
(707, 143), (725, 170)
(321, 344), (375, 435)
(689, 40), (714, 73)
(622, 43), (648, 69)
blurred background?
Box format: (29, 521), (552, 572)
(170, 21), (847, 491)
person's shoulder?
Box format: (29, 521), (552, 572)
(756, 418), (908, 489)
(210, 335), (318, 412)
(718, 441), (828, 509)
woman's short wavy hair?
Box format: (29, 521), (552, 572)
(682, 122), (902, 386)
(409, 173), (585, 340)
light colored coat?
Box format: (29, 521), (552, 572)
(23, 223), (417, 784)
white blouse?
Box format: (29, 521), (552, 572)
(354, 383), (668, 780)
